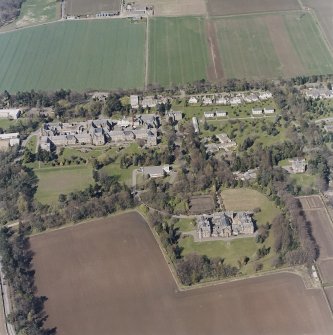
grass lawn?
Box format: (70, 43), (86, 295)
(0, 119), (17, 130)
(290, 173), (318, 193)
(101, 163), (135, 186)
(26, 135), (37, 152)
(0, 19), (146, 92)
(148, 16), (210, 87)
(179, 234), (276, 274)
(174, 218), (195, 232)
(221, 188), (281, 226)
(35, 165), (93, 205)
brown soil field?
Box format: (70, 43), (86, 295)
(324, 287), (333, 312)
(66, 0), (121, 16)
(207, 0), (300, 16)
(189, 195), (215, 214)
(134, 0), (207, 16)
(206, 19), (224, 81)
(263, 15), (305, 77)
(319, 259), (333, 285)
(30, 211), (333, 335)
(303, 0), (333, 49)
(299, 195), (333, 284)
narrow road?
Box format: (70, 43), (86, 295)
(0, 261), (16, 335)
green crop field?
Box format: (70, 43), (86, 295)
(35, 165), (93, 205)
(284, 13), (333, 75)
(214, 13), (333, 79)
(148, 17), (211, 87)
(0, 19), (146, 92)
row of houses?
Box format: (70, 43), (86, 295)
(0, 108), (21, 120)
(130, 95), (170, 109)
(188, 91), (273, 106)
(252, 107), (275, 115)
(303, 88), (333, 100)
(40, 115), (160, 151)
(197, 211), (254, 239)
(204, 111), (227, 118)
(0, 133), (20, 150)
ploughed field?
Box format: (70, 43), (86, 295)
(206, 0), (300, 16)
(66, 0), (121, 16)
(30, 211), (333, 335)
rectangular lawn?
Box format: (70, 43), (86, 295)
(35, 165), (93, 205)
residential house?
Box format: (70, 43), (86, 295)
(141, 165), (170, 178)
(202, 96), (213, 105)
(0, 108), (21, 120)
(188, 96), (198, 104)
(232, 212), (255, 235)
(166, 111), (183, 122)
(130, 95), (139, 109)
(252, 108), (263, 115)
(91, 128), (105, 145)
(204, 111), (215, 118)
(216, 111), (227, 117)
(192, 117), (199, 133)
(216, 96), (228, 105)
(0, 133), (20, 150)
(142, 96), (157, 108)
(259, 92), (273, 100)
(75, 133), (92, 145)
(230, 96), (242, 105)
(290, 158), (307, 173)
(197, 211), (254, 240)
(264, 107), (275, 114)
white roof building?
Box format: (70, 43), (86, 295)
(192, 117), (199, 133)
(264, 107), (275, 114)
(230, 97), (242, 105)
(130, 95), (139, 109)
(216, 111), (227, 117)
(0, 109), (21, 120)
(142, 165), (170, 178)
(188, 96), (198, 104)
(252, 108), (263, 115)
(204, 111), (215, 118)
(0, 133), (19, 140)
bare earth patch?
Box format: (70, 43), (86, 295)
(30, 212), (333, 335)
(205, 19), (224, 82)
(66, 0), (121, 16)
(207, 0), (300, 16)
(299, 195), (333, 284)
(134, 0), (207, 16)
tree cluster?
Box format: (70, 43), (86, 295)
(0, 226), (55, 334)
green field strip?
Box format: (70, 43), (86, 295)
(0, 20), (146, 92)
(215, 16), (282, 79)
(148, 17), (210, 87)
(284, 13), (333, 75)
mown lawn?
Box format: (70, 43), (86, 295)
(221, 188), (281, 226)
(35, 165), (93, 205)
(0, 19), (146, 92)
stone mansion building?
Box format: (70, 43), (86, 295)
(197, 211), (254, 240)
